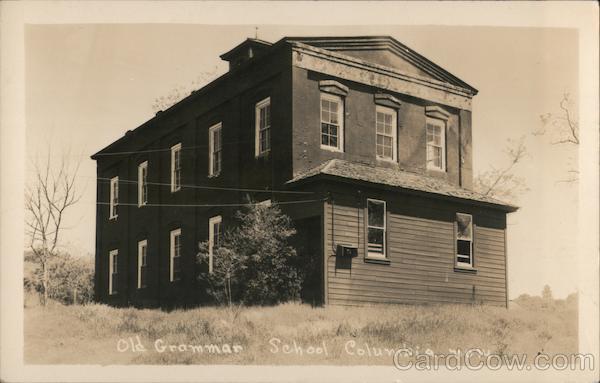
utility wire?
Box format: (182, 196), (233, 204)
(93, 139), (253, 157)
(96, 176), (314, 195)
(98, 198), (326, 208)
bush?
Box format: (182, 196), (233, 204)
(197, 202), (303, 306)
(25, 252), (94, 305)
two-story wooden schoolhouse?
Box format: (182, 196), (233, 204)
(91, 36), (517, 308)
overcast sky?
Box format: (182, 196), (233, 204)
(25, 24), (579, 299)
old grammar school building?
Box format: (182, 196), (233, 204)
(92, 36), (517, 308)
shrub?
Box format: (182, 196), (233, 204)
(26, 252), (94, 305)
(197, 202), (303, 306)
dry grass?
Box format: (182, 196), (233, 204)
(24, 295), (577, 365)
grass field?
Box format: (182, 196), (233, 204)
(24, 293), (577, 365)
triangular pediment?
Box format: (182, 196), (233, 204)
(287, 36), (477, 94)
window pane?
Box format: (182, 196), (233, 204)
(368, 228), (384, 253)
(368, 200), (384, 227)
(457, 214), (472, 239)
(457, 239), (471, 256)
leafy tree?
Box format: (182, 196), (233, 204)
(25, 252), (94, 305)
(197, 202), (303, 306)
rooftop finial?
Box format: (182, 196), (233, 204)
(254, 26), (258, 39)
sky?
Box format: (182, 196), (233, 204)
(25, 24), (579, 299)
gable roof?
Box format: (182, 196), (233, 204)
(284, 36), (478, 95)
(287, 159), (517, 212)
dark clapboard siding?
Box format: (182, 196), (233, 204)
(324, 198), (507, 307)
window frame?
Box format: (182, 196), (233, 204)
(426, 117), (446, 171)
(170, 143), (182, 192)
(109, 176), (119, 220)
(137, 239), (148, 289)
(138, 161), (148, 207)
(169, 228), (182, 282)
(375, 105), (398, 162)
(255, 97), (271, 157)
(320, 92), (344, 152)
(208, 215), (222, 274)
(455, 213), (474, 269)
(366, 198), (387, 260)
(109, 249), (118, 295)
(208, 123), (222, 177)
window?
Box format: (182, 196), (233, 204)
(209, 123), (222, 176)
(170, 228), (182, 281)
(171, 143), (182, 192)
(138, 161), (148, 206)
(320, 93), (343, 151)
(137, 240), (147, 289)
(208, 216), (222, 274)
(376, 105), (397, 161)
(426, 118), (446, 171)
(255, 97), (271, 156)
(109, 249), (118, 295)
(456, 213), (473, 267)
(367, 199), (386, 258)
(109, 176), (119, 219)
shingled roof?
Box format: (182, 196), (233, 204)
(287, 159), (518, 212)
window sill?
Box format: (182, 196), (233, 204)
(255, 151), (271, 159)
(109, 216), (118, 221)
(376, 156), (396, 163)
(454, 266), (477, 274)
(320, 145), (343, 153)
(426, 167), (447, 173)
(365, 257), (391, 265)
(208, 173), (221, 178)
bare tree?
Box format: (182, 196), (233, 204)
(474, 136), (529, 203)
(535, 93), (579, 183)
(152, 66), (221, 112)
(536, 93), (579, 145)
(25, 151), (82, 305)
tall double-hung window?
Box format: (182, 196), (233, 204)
(255, 97), (271, 156)
(109, 176), (119, 219)
(456, 213), (474, 268)
(208, 216), (222, 274)
(171, 143), (182, 192)
(209, 123), (222, 176)
(138, 161), (148, 206)
(367, 199), (387, 259)
(376, 105), (397, 161)
(320, 93), (344, 151)
(170, 228), (182, 281)
(426, 117), (446, 171)
(109, 249), (118, 295)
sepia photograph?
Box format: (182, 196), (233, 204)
(1, 1), (598, 382)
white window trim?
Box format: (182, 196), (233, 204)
(208, 215), (222, 274)
(208, 123), (222, 177)
(109, 249), (118, 295)
(170, 228), (181, 282)
(255, 97), (271, 157)
(456, 213), (474, 268)
(375, 105), (397, 162)
(138, 161), (148, 207)
(426, 117), (446, 171)
(320, 92), (344, 152)
(170, 143), (182, 192)
(366, 199), (387, 259)
(137, 239), (147, 289)
(109, 176), (119, 220)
